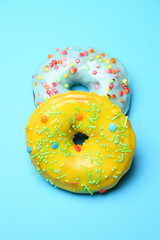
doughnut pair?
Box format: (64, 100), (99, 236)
(26, 47), (136, 195)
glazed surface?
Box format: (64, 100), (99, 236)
(32, 47), (131, 114)
(26, 91), (136, 194)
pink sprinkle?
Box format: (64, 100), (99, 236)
(51, 87), (55, 91)
(84, 51), (88, 56)
(60, 51), (63, 54)
(69, 67), (71, 72)
(32, 75), (34, 78)
(115, 68), (119, 72)
(70, 182), (77, 185)
(109, 83), (114, 89)
(52, 82), (57, 87)
(127, 88), (130, 92)
(49, 63), (54, 67)
(92, 70), (97, 75)
(53, 89), (58, 93)
(73, 67), (77, 73)
(96, 65), (100, 68)
(114, 74), (118, 77)
(46, 90), (51, 94)
(99, 190), (107, 194)
(108, 69), (112, 73)
(54, 65), (59, 70)
(62, 57), (67, 61)
(55, 92), (59, 95)
(120, 91), (124, 96)
(105, 69), (108, 73)
(95, 84), (99, 89)
(80, 53), (84, 57)
(75, 59), (80, 63)
(62, 63), (66, 67)
(43, 82), (47, 86)
(52, 60), (57, 65)
(63, 50), (67, 55)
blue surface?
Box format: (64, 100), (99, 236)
(0, 0), (160, 239)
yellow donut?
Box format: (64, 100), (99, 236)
(26, 91), (136, 194)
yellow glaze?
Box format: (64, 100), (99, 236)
(26, 91), (136, 194)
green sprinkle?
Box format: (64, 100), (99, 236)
(83, 184), (93, 195)
(67, 116), (71, 123)
(49, 112), (57, 115)
(89, 57), (93, 61)
(124, 116), (128, 127)
(112, 113), (122, 121)
(60, 174), (66, 179)
(49, 104), (53, 111)
(123, 133), (128, 137)
(104, 106), (110, 109)
(87, 115), (94, 123)
(88, 170), (92, 180)
(57, 131), (66, 136)
(40, 152), (49, 155)
(56, 107), (65, 115)
(73, 112), (76, 124)
(87, 126), (96, 129)
(74, 106), (80, 112)
(30, 153), (39, 159)
(64, 83), (69, 88)
(98, 169), (101, 178)
(50, 168), (61, 175)
(59, 147), (72, 155)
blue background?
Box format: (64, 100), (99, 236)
(0, 0), (160, 239)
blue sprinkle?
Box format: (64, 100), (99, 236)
(52, 142), (58, 149)
(105, 175), (108, 178)
(109, 123), (117, 132)
(27, 146), (31, 153)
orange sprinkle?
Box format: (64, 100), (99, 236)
(45, 65), (49, 68)
(25, 127), (29, 132)
(41, 115), (48, 123)
(45, 85), (50, 90)
(76, 113), (83, 120)
(124, 89), (129, 94)
(90, 48), (94, 53)
(66, 47), (69, 50)
(120, 99), (125, 102)
(111, 58), (116, 64)
(58, 60), (62, 64)
(37, 101), (41, 106)
(101, 53), (105, 57)
(48, 54), (52, 59)
(56, 48), (59, 51)
(112, 69), (116, 74)
(112, 94), (116, 99)
(35, 82), (38, 86)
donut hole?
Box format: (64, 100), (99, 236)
(73, 132), (89, 146)
(70, 83), (89, 92)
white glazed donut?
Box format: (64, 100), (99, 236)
(32, 47), (131, 114)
